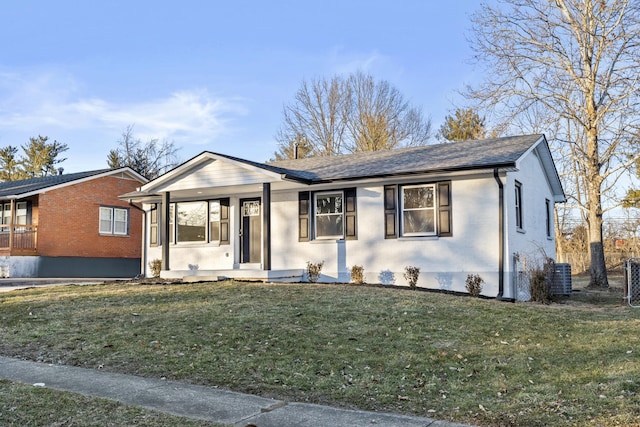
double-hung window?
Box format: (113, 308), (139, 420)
(298, 189), (357, 241)
(2, 203), (10, 226)
(515, 181), (524, 230)
(384, 181), (451, 239)
(315, 192), (344, 239)
(100, 207), (129, 236)
(401, 184), (436, 236)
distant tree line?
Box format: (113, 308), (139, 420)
(0, 136), (68, 181)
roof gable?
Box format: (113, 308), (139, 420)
(0, 168), (147, 199)
(141, 152), (292, 193)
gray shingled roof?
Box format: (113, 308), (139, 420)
(0, 169), (112, 198)
(266, 134), (543, 182)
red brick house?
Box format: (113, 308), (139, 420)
(0, 168), (147, 277)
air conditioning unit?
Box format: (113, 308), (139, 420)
(551, 263), (572, 295)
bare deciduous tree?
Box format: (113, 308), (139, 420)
(467, 0), (640, 287)
(107, 125), (181, 180)
(275, 72), (431, 159)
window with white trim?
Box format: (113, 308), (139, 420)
(515, 181), (523, 230)
(401, 184), (436, 236)
(15, 202), (27, 225)
(99, 207), (129, 236)
(315, 192), (344, 239)
(1, 203), (10, 225)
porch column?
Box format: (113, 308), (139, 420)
(161, 191), (170, 271)
(262, 183), (271, 271)
(8, 199), (14, 250)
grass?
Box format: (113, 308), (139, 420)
(0, 379), (222, 426)
(0, 277), (639, 426)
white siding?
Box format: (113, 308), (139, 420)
(271, 176), (502, 295)
(160, 160), (271, 192)
(503, 149), (558, 300)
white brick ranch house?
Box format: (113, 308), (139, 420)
(121, 134), (565, 300)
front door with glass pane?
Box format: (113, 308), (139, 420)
(240, 199), (261, 264)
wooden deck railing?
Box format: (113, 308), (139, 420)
(0, 224), (37, 254)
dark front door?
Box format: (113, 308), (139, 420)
(240, 198), (261, 264)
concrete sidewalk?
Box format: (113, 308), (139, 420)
(0, 356), (470, 427)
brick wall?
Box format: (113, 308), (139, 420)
(37, 175), (143, 258)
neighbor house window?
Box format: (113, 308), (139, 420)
(176, 201), (207, 242)
(315, 192), (344, 239)
(15, 202), (27, 225)
(99, 207), (128, 236)
(401, 184), (436, 236)
(1, 203), (10, 225)
(515, 181), (523, 230)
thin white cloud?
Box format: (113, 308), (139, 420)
(0, 69), (247, 146)
(325, 48), (390, 75)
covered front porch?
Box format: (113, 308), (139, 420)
(121, 151), (309, 280)
(0, 197), (37, 256)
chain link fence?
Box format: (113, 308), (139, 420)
(624, 258), (640, 308)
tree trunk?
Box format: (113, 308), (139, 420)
(589, 223), (609, 288)
(586, 125), (609, 288)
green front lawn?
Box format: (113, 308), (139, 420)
(0, 279), (638, 426)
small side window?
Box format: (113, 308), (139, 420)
(515, 181), (523, 230)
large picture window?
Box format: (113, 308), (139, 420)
(401, 184), (436, 236)
(315, 192), (343, 238)
(100, 207), (129, 236)
(176, 201), (207, 242)
(163, 198), (229, 245)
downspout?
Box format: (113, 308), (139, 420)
(493, 169), (513, 302)
(128, 200), (146, 278)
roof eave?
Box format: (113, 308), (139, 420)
(300, 162), (519, 184)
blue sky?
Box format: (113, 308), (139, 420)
(0, 1), (486, 173)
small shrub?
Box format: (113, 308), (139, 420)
(306, 261), (324, 283)
(350, 265), (365, 284)
(148, 259), (162, 278)
(529, 258), (554, 304)
(465, 274), (484, 297)
(403, 266), (420, 289)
